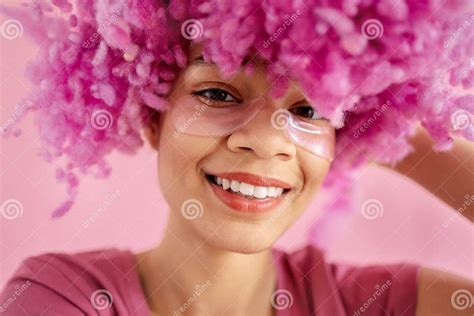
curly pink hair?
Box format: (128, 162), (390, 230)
(1, 0), (472, 221)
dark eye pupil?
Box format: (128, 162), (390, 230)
(293, 106), (314, 118)
(208, 89), (227, 101)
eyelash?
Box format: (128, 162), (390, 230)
(192, 88), (240, 104)
(192, 88), (324, 120)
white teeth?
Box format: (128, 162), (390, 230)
(209, 175), (288, 199)
(223, 179), (231, 190)
(239, 182), (254, 196)
(253, 186), (268, 199)
(230, 180), (240, 192)
(267, 187), (276, 197)
(275, 188), (283, 196)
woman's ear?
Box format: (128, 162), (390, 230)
(143, 110), (161, 151)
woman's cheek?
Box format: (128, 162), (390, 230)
(298, 155), (331, 207)
(157, 113), (193, 207)
(156, 111), (214, 207)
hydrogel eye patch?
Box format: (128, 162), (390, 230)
(170, 95), (335, 161)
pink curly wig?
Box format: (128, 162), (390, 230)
(1, 0), (473, 225)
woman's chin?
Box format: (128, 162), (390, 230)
(194, 220), (281, 254)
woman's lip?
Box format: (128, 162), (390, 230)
(205, 177), (288, 213)
(209, 171), (293, 189)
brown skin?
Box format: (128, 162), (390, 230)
(383, 124), (474, 315)
(387, 123), (474, 222)
(139, 44), (474, 315)
(138, 44), (330, 315)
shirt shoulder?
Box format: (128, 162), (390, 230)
(329, 258), (420, 316)
(0, 248), (148, 315)
(274, 243), (420, 316)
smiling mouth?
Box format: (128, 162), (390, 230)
(205, 173), (291, 199)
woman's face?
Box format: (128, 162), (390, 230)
(146, 45), (333, 253)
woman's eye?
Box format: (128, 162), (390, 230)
(192, 88), (239, 105)
(289, 105), (323, 120)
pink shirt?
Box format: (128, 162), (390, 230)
(0, 244), (419, 315)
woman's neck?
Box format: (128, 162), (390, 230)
(135, 217), (278, 315)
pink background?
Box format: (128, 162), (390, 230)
(1, 15), (473, 289)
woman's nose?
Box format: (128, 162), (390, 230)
(226, 102), (297, 160)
